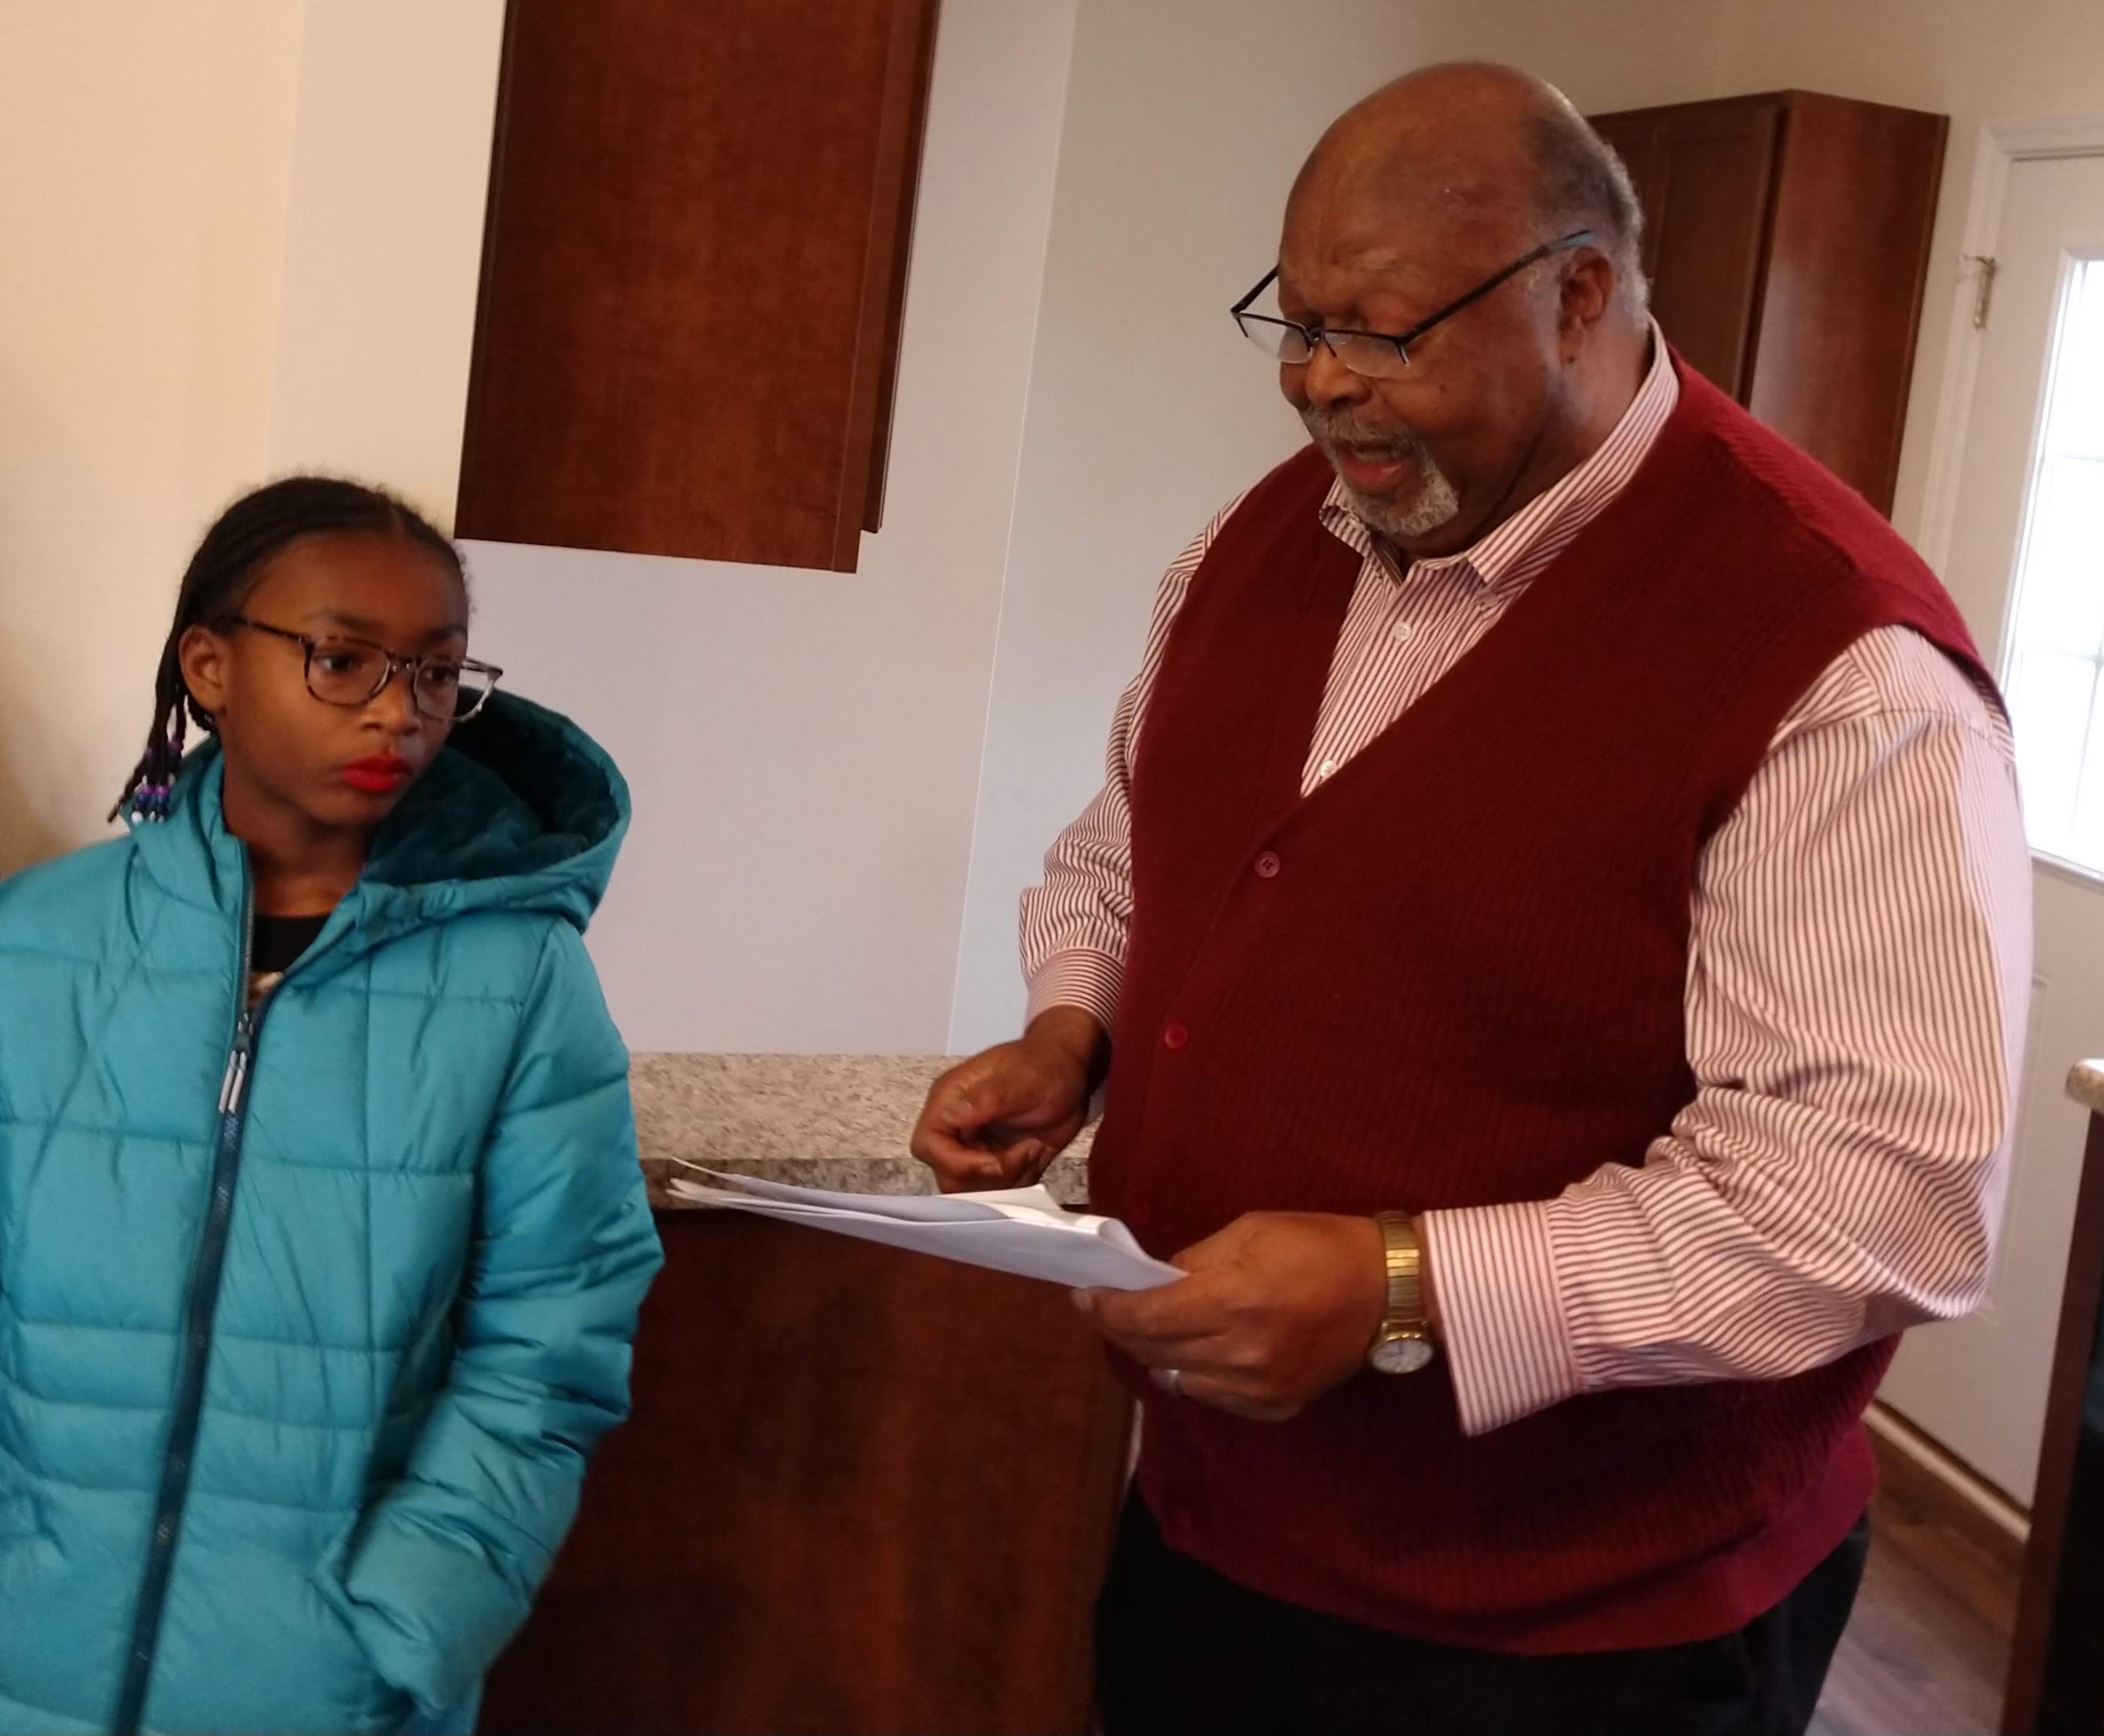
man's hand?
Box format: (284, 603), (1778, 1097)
(1077, 1212), (1389, 1421)
(911, 1007), (1108, 1192)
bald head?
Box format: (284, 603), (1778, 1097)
(1288, 63), (1647, 314)
(1263, 62), (1655, 560)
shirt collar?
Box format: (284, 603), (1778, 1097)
(1318, 317), (1679, 591)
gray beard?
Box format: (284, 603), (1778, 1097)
(1301, 407), (1463, 540)
(1342, 466), (1462, 540)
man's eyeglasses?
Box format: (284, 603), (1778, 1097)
(1230, 229), (1596, 379)
(229, 617), (503, 722)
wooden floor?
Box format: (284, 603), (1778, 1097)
(1812, 1483), (2018, 1736)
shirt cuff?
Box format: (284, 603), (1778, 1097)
(1418, 1199), (1582, 1435)
(1023, 949), (1123, 1035)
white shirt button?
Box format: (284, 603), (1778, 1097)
(1318, 758), (1338, 779)
(1390, 619), (1417, 643)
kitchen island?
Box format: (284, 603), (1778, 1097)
(480, 1055), (1129, 1736)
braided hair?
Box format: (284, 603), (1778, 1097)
(113, 476), (465, 823)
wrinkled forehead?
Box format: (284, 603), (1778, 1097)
(1279, 108), (1548, 255)
(1278, 162), (1528, 311)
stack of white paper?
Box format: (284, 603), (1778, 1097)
(665, 1166), (1183, 1291)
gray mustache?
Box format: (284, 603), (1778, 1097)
(1299, 405), (1429, 459)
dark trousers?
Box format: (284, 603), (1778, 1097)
(1095, 1495), (1868, 1736)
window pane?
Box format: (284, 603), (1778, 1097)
(2002, 254), (2104, 870)
(2012, 456), (2104, 661)
(2044, 261), (2104, 458)
(2069, 669), (2104, 870)
(2008, 647), (2096, 857)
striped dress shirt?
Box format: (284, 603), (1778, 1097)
(1021, 330), (2033, 1435)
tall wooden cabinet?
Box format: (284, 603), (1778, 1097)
(1589, 91), (1948, 516)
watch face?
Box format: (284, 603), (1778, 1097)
(1370, 1334), (1436, 1375)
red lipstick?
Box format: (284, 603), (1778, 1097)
(342, 755), (413, 796)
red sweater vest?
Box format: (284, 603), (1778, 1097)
(1087, 360), (1990, 1653)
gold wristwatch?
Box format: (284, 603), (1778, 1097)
(1367, 1212), (1436, 1374)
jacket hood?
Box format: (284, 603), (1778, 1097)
(132, 692), (629, 964)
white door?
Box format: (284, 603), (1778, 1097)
(1877, 145), (2104, 1504)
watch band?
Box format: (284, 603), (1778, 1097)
(1374, 1211), (1427, 1333)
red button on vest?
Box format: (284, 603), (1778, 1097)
(1254, 851), (1282, 878)
(1162, 1021), (1190, 1050)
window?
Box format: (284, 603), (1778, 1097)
(2004, 255), (2104, 871)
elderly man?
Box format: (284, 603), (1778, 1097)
(913, 62), (2029, 1736)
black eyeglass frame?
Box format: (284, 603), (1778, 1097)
(1230, 228), (1598, 373)
(227, 615), (504, 722)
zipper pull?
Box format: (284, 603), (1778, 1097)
(217, 1013), (256, 1117)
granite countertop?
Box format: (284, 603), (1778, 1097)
(630, 1053), (1093, 1205)
(648, 1049), (2104, 1198)
(2069, 1061), (2104, 1116)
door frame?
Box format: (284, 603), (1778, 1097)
(1915, 112), (2104, 591)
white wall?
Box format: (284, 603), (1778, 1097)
(0, 0), (302, 872)
(266, 0), (504, 523)
(465, 0), (1080, 1052)
(0, 0), (497, 877)
(13, 0), (2099, 1059)
(251, 0), (1079, 1054)
(0, 0), (1078, 1059)
(947, 0), (1733, 1048)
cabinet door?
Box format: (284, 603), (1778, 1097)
(480, 1212), (1133, 1734)
(1594, 99), (1784, 402)
(455, 0), (939, 573)
(1745, 94), (1947, 514)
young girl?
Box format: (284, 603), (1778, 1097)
(0, 478), (662, 1734)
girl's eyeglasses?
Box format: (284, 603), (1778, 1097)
(1230, 229), (1597, 378)
(228, 616), (503, 722)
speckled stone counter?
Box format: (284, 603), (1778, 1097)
(629, 1052), (1093, 1204)
(2069, 1060), (2104, 1116)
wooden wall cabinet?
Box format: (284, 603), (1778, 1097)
(1589, 90), (1948, 516)
(455, 0), (941, 572)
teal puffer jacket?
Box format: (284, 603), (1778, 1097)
(0, 695), (663, 1734)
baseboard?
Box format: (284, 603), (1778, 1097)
(1867, 1401), (2028, 1635)
(1867, 1402), (2030, 1549)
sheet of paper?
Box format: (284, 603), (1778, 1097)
(664, 1166), (1183, 1291)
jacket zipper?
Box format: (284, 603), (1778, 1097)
(111, 892), (274, 1736)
